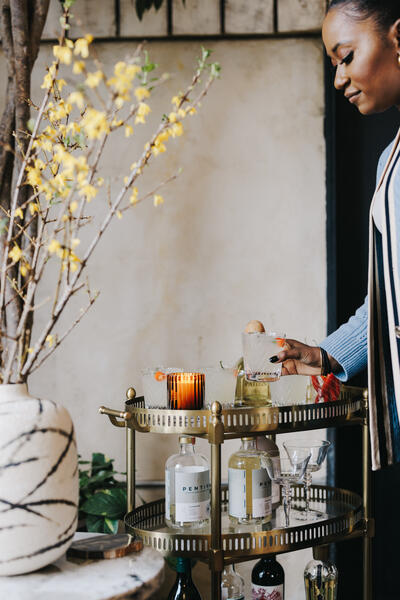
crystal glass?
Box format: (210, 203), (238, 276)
(269, 374), (308, 406)
(304, 559), (338, 600)
(242, 331), (286, 382)
(198, 366), (237, 408)
(141, 367), (183, 408)
(263, 453), (310, 527)
(283, 440), (331, 520)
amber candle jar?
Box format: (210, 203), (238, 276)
(167, 372), (205, 410)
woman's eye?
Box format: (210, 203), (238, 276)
(341, 51), (354, 65)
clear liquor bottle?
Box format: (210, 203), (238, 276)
(251, 555), (285, 599)
(167, 557), (202, 600)
(256, 435), (280, 511)
(228, 437), (272, 525)
(221, 564), (245, 600)
(165, 436), (210, 530)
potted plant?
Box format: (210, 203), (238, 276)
(0, 0), (219, 575)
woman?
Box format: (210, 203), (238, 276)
(270, 0), (400, 470)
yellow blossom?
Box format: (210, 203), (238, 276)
(73, 61), (85, 74)
(111, 118), (123, 128)
(97, 177), (104, 186)
(26, 167), (41, 187)
(27, 347), (33, 354)
(153, 194), (164, 207)
(134, 87), (150, 101)
(46, 334), (54, 347)
(116, 210), (122, 219)
(78, 184), (98, 201)
(57, 78), (67, 91)
(130, 162), (137, 171)
(135, 102), (151, 125)
(129, 187), (138, 205)
(53, 44), (72, 65)
(169, 112), (177, 123)
(171, 95), (181, 107)
(125, 125), (134, 137)
(178, 108), (186, 118)
(124, 176), (129, 185)
(33, 137), (53, 152)
(70, 201), (78, 212)
(81, 108), (110, 139)
(115, 96), (125, 109)
(9, 244), (22, 263)
(20, 263), (28, 277)
(65, 39), (74, 49)
(188, 107), (197, 115)
(170, 122), (184, 138)
(48, 239), (61, 254)
(15, 207), (23, 219)
(29, 203), (39, 215)
(71, 238), (80, 249)
(41, 64), (57, 90)
(68, 91), (85, 110)
(85, 70), (103, 88)
(74, 35), (92, 58)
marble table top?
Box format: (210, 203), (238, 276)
(0, 533), (165, 600)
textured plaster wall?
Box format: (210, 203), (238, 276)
(0, 9), (327, 597)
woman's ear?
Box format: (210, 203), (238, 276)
(390, 18), (400, 52)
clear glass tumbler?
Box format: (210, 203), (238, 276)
(141, 367), (183, 408)
(242, 331), (286, 382)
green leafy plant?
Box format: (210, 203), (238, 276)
(79, 453), (127, 534)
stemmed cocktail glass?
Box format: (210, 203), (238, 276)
(283, 440), (331, 521)
(263, 451), (310, 527)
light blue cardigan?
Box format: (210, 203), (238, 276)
(320, 141), (393, 381)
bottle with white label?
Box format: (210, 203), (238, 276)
(165, 436), (210, 530)
(221, 564), (245, 600)
(256, 435), (280, 511)
(228, 437), (272, 525)
(251, 555), (285, 599)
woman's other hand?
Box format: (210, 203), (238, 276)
(270, 340), (339, 376)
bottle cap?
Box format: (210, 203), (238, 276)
(241, 437), (254, 442)
(179, 436), (195, 444)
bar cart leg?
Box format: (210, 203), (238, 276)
(209, 402), (224, 600)
(126, 387), (136, 513)
(363, 389), (372, 600)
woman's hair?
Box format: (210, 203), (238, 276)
(328, 1), (399, 31)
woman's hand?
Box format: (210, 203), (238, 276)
(270, 339), (338, 376)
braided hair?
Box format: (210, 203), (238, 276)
(328, 1), (400, 32)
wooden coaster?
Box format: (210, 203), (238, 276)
(66, 534), (143, 560)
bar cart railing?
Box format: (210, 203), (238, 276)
(99, 385), (372, 600)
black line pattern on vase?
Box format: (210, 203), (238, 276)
(0, 498), (53, 521)
(0, 457), (40, 471)
(58, 513), (78, 540)
(0, 523), (32, 532)
(0, 530), (76, 564)
(37, 398), (43, 415)
(21, 499), (77, 509)
(22, 424), (75, 502)
(0, 427), (73, 452)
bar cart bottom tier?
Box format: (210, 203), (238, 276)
(124, 484), (364, 561)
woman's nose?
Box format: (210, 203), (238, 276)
(334, 65), (350, 91)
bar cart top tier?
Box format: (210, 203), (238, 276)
(99, 385), (365, 438)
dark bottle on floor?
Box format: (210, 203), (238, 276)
(251, 555), (285, 599)
(167, 557), (202, 600)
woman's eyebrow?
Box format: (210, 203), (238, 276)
(332, 41), (351, 53)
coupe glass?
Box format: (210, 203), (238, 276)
(141, 367), (183, 408)
(263, 452), (310, 527)
(283, 440), (331, 520)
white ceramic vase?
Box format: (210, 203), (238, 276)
(0, 383), (78, 575)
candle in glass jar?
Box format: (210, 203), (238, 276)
(167, 372), (205, 410)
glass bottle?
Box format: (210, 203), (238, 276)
(234, 357), (271, 407)
(251, 555), (285, 599)
(167, 557), (202, 600)
(228, 437), (272, 525)
(256, 435), (280, 511)
(304, 559), (338, 600)
(165, 436), (210, 530)
(221, 564), (245, 600)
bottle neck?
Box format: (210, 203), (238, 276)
(241, 438), (256, 451)
(180, 442), (195, 455)
(224, 564), (236, 574)
(175, 557), (192, 576)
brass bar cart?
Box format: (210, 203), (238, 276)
(100, 385), (372, 599)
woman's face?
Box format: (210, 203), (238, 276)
(322, 8), (400, 114)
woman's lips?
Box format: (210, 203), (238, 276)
(347, 91), (361, 104)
